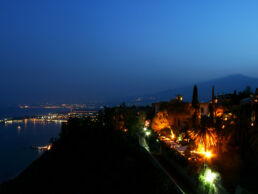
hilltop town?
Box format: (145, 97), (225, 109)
(1, 85), (258, 193)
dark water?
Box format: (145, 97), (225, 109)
(0, 108), (63, 183)
(0, 107), (68, 119)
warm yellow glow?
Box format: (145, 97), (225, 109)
(189, 128), (217, 149)
(216, 108), (223, 117)
(191, 144), (214, 159)
(170, 129), (176, 140)
(151, 111), (170, 131)
(144, 120), (150, 127)
(47, 144), (52, 150)
(24, 118), (28, 128)
(204, 151), (212, 159)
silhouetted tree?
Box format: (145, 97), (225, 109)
(192, 85), (199, 109)
(212, 85), (215, 103)
(208, 103), (214, 122)
(192, 85), (200, 126)
(245, 86), (252, 95)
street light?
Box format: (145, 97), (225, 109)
(145, 131), (151, 136)
(199, 167), (219, 189)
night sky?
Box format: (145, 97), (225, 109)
(1, 0), (258, 105)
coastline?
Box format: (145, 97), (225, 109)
(0, 118), (62, 184)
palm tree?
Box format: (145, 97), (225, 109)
(189, 126), (217, 152)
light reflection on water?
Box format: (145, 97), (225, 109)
(0, 120), (62, 183)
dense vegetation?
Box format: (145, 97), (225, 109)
(0, 107), (179, 194)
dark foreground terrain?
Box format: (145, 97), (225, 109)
(0, 117), (179, 194)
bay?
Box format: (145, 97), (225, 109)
(0, 108), (63, 183)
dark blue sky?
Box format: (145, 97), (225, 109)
(1, 0), (258, 105)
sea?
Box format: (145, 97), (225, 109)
(0, 107), (66, 183)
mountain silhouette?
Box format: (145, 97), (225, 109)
(117, 74), (258, 105)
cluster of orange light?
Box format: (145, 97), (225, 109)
(188, 128), (217, 159)
(189, 128), (217, 149)
(191, 144), (213, 159)
(171, 130), (176, 140)
(156, 124), (217, 160)
(144, 120), (151, 127)
(215, 108), (224, 117)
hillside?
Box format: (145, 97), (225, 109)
(0, 118), (179, 194)
(120, 74), (258, 105)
